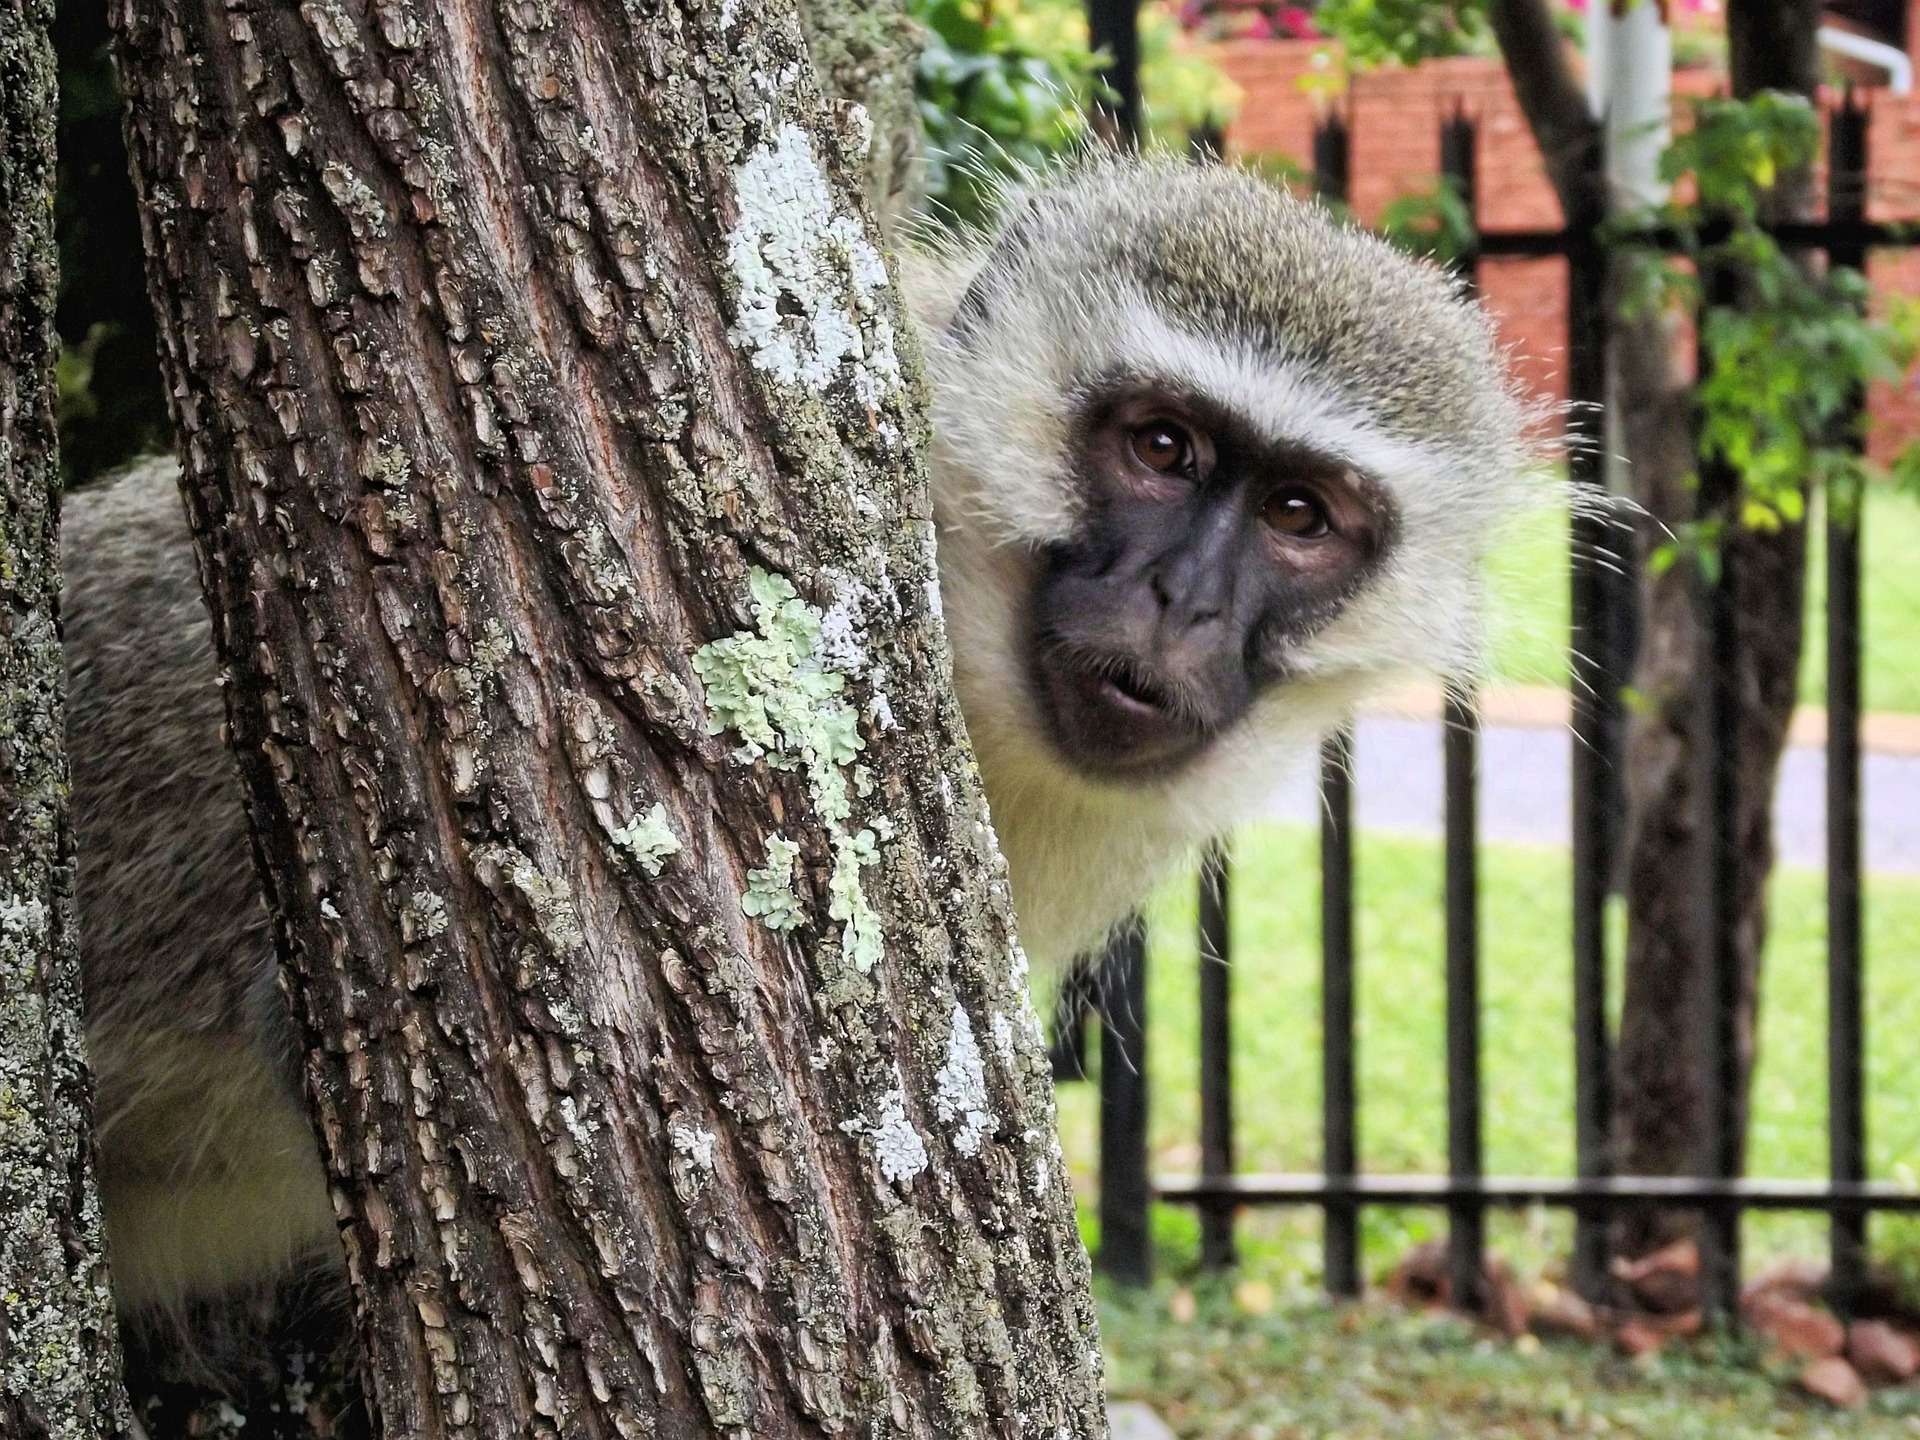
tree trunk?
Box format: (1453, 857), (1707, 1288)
(1489, 0), (1822, 1261)
(110, 0), (1106, 1436)
(1611, 0), (1820, 1253)
(1, 2), (132, 1433)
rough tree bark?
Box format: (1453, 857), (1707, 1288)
(1488, 0), (1819, 1258)
(111, 0), (1106, 1436)
(1, 2), (132, 1434)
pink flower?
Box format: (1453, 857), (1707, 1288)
(1276, 5), (1316, 36)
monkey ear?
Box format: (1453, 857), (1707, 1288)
(893, 250), (979, 339)
(943, 196), (1054, 348)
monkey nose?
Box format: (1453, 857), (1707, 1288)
(1149, 568), (1228, 635)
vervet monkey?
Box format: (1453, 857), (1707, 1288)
(68, 156), (1537, 1378)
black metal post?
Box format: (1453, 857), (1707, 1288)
(1696, 256), (1744, 1323)
(1087, 0), (1142, 146)
(1566, 209), (1617, 1303)
(1443, 686), (1485, 1311)
(1310, 113), (1361, 1299)
(1097, 918), (1152, 1286)
(1435, 110), (1487, 1314)
(1198, 843), (1236, 1267)
(1312, 108), (1350, 206)
(1826, 93), (1870, 1317)
(1320, 731), (1361, 1297)
(1084, 0), (1152, 1294)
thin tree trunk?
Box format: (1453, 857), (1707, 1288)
(1489, 0), (1822, 1262)
(110, 0), (1106, 1435)
(1, 2), (131, 1433)
(1611, 0), (1821, 1254)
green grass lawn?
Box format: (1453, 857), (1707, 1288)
(1100, 1282), (1920, 1438)
(1482, 487), (1920, 714)
(1057, 826), (1920, 1433)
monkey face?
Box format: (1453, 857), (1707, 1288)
(907, 156), (1546, 846)
(1026, 384), (1394, 777)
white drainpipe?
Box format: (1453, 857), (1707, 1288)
(1817, 25), (1915, 94)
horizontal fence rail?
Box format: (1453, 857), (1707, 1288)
(1154, 1175), (1920, 1212)
(1469, 216), (1919, 257)
(1067, 90), (1912, 1326)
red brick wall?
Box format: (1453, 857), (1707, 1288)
(1210, 39), (1920, 457)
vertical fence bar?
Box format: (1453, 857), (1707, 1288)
(1438, 107), (1487, 1311)
(1312, 107), (1350, 206)
(1320, 731), (1361, 1297)
(1193, 95), (1237, 1270)
(1085, 0), (1152, 1290)
(1443, 686), (1485, 1309)
(1696, 257), (1744, 1323)
(1098, 918), (1153, 1286)
(1565, 164), (1617, 1301)
(1312, 109), (1361, 1299)
(1825, 93), (1870, 1317)
(1198, 844), (1237, 1268)
(1086, 0), (1142, 146)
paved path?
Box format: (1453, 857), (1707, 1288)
(1261, 713), (1920, 875)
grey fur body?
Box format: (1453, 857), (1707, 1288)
(69, 159), (1535, 1343)
(67, 465), (335, 1323)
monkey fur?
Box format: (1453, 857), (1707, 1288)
(68, 156), (1538, 1383)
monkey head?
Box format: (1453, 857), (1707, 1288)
(905, 158), (1544, 962)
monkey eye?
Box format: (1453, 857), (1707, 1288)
(1264, 487), (1330, 539)
(1129, 420), (1195, 476)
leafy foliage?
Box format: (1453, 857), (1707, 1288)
(1617, 94), (1920, 566)
(1301, 8), (1920, 553)
(1375, 178), (1475, 266)
(1310, 0), (1494, 65)
(1662, 90), (1821, 220)
(912, 0), (1101, 227)
(909, 0), (1240, 228)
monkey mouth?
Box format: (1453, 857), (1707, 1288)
(1034, 648), (1212, 776)
(1097, 662), (1176, 718)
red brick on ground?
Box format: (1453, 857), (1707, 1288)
(1847, 1319), (1920, 1385)
(1799, 1357), (1870, 1409)
(1613, 1309), (1704, 1359)
(1527, 1282), (1602, 1343)
(1611, 1238), (1701, 1316)
(1747, 1293), (1848, 1363)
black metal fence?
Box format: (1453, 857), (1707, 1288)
(1069, 95), (1920, 1322)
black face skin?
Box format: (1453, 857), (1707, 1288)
(1028, 382), (1397, 778)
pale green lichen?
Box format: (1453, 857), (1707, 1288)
(609, 803), (681, 876)
(724, 122), (901, 407)
(472, 843), (584, 950)
(827, 829), (881, 973)
(742, 834), (804, 932)
(694, 569), (891, 969)
(404, 889), (449, 942)
(840, 1087), (927, 1185)
(934, 1002), (994, 1157)
(471, 618), (513, 675)
(692, 568), (863, 822)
